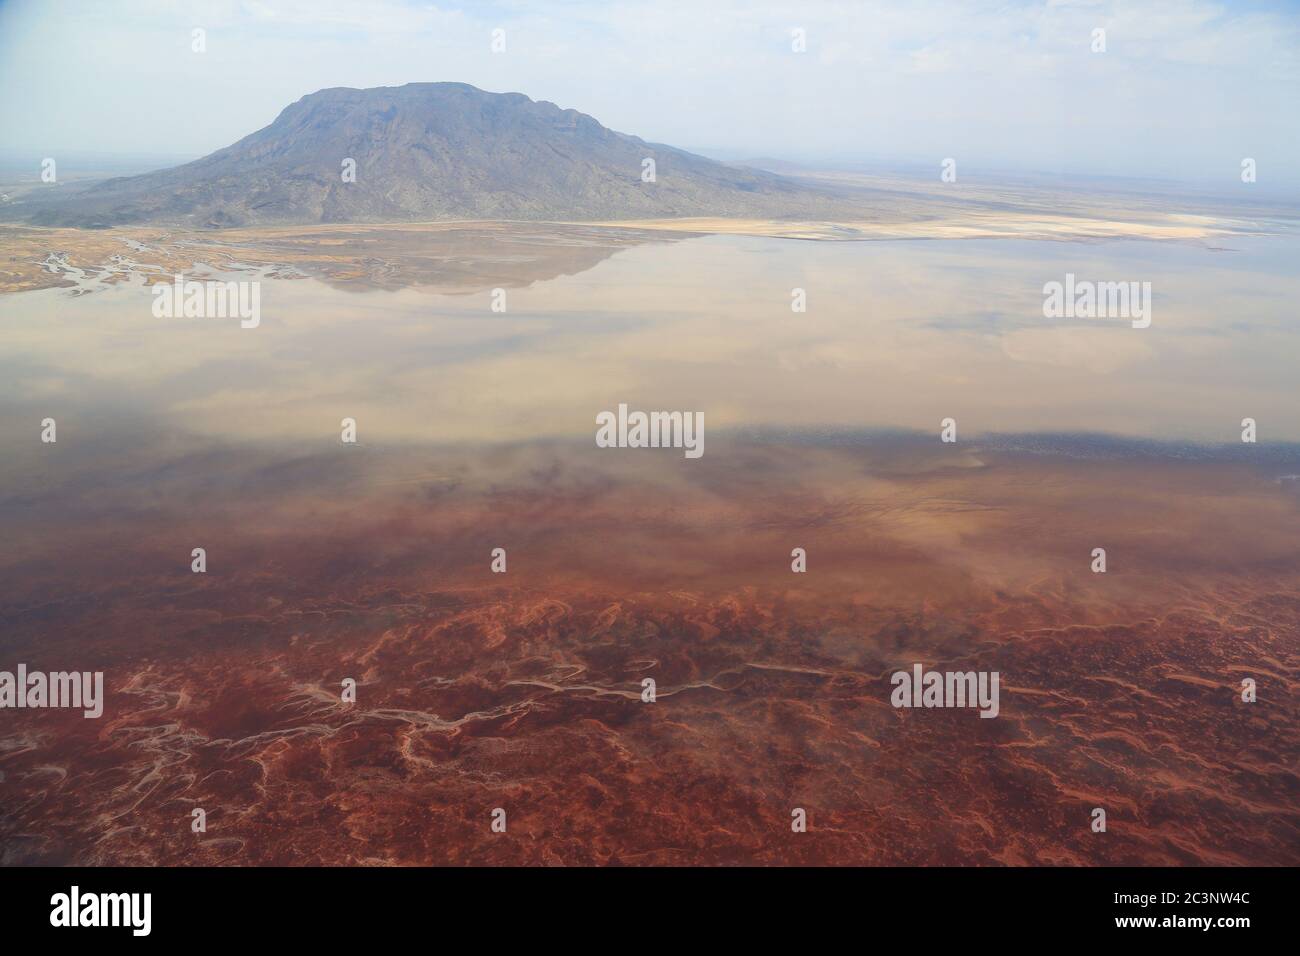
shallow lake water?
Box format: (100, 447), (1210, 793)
(1, 229), (1297, 866)
(2, 232), (1298, 457)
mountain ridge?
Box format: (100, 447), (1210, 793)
(11, 83), (847, 228)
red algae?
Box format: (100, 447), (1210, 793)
(2, 439), (1296, 865)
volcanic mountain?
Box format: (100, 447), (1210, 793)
(16, 83), (846, 228)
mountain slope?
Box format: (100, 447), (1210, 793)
(16, 83), (844, 228)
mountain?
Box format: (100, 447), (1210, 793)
(12, 83), (848, 228)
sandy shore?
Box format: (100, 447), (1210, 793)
(0, 198), (1274, 296)
(580, 210), (1245, 241)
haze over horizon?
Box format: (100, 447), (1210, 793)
(2, 0), (1298, 188)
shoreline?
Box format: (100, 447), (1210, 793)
(0, 209), (1283, 296)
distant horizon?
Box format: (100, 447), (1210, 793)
(1, 143), (1296, 206)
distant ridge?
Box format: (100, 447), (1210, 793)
(9, 83), (848, 228)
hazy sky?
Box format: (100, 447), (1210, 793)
(2, 0), (1298, 182)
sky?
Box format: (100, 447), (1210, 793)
(1, 0), (1298, 184)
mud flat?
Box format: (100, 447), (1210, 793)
(583, 211), (1249, 242)
(0, 222), (682, 296)
(0, 185), (1283, 296)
